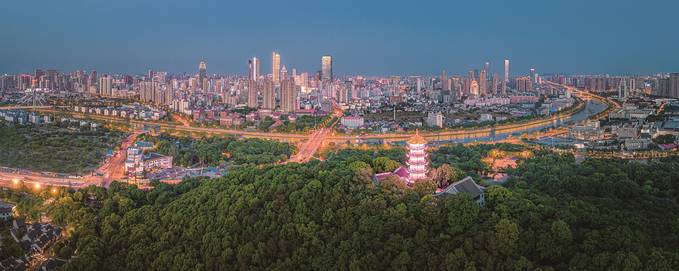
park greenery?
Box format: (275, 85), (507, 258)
(2, 144), (679, 270)
(0, 122), (126, 174)
(138, 134), (295, 167)
(275, 115), (328, 133)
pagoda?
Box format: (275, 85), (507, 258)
(406, 130), (428, 184)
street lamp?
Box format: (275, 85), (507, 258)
(12, 179), (19, 185)
(34, 183), (41, 190)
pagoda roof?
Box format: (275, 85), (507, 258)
(408, 130), (427, 145)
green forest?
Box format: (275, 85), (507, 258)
(0, 123), (125, 174)
(3, 145), (677, 270)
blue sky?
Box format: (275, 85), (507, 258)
(1, 0), (678, 76)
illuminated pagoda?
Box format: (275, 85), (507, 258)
(406, 130), (428, 184)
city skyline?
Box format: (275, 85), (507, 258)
(2, 0), (678, 75)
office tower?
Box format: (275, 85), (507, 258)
(484, 62), (490, 73)
(99, 75), (112, 97)
(479, 70), (487, 96)
(248, 57), (260, 81)
(247, 80), (258, 108)
(198, 60), (207, 89)
(530, 68), (536, 83)
(322, 55), (333, 82)
(262, 80), (275, 110)
(280, 79), (297, 113)
(272, 52), (281, 83)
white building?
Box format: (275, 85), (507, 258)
(341, 116), (364, 129)
(425, 112), (444, 128)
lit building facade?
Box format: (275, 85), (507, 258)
(272, 52), (281, 83)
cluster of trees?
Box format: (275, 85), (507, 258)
(430, 143), (525, 180)
(0, 123), (125, 174)
(141, 134), (295, 167)
(275, 115), (326, 133)
(5, 145), (679, 270)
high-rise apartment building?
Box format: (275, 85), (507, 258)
(262, 80), (275, 110)
(516, 77), (534, 92)
(99, 75), (112, 97)
(671, 73), (679, 99)
(247, 80), (258, 108)
(280, 79), (297, 113)
(492, 73), (500, 95)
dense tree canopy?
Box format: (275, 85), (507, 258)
(5, 145), (679, 270)
(141, 134), (294, 167)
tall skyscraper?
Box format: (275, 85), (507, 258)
(504, 59), (510, 83)
(484, 62), (491, 73)
(248, 57), (260, 81)
(321, 55), (333, 82)
(280, 79), (297, 113)
(503, 59), (510, 94)
(272, 52), (281, 83)
(247, 80), (258, 108)
(198, 60), (207, 89)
